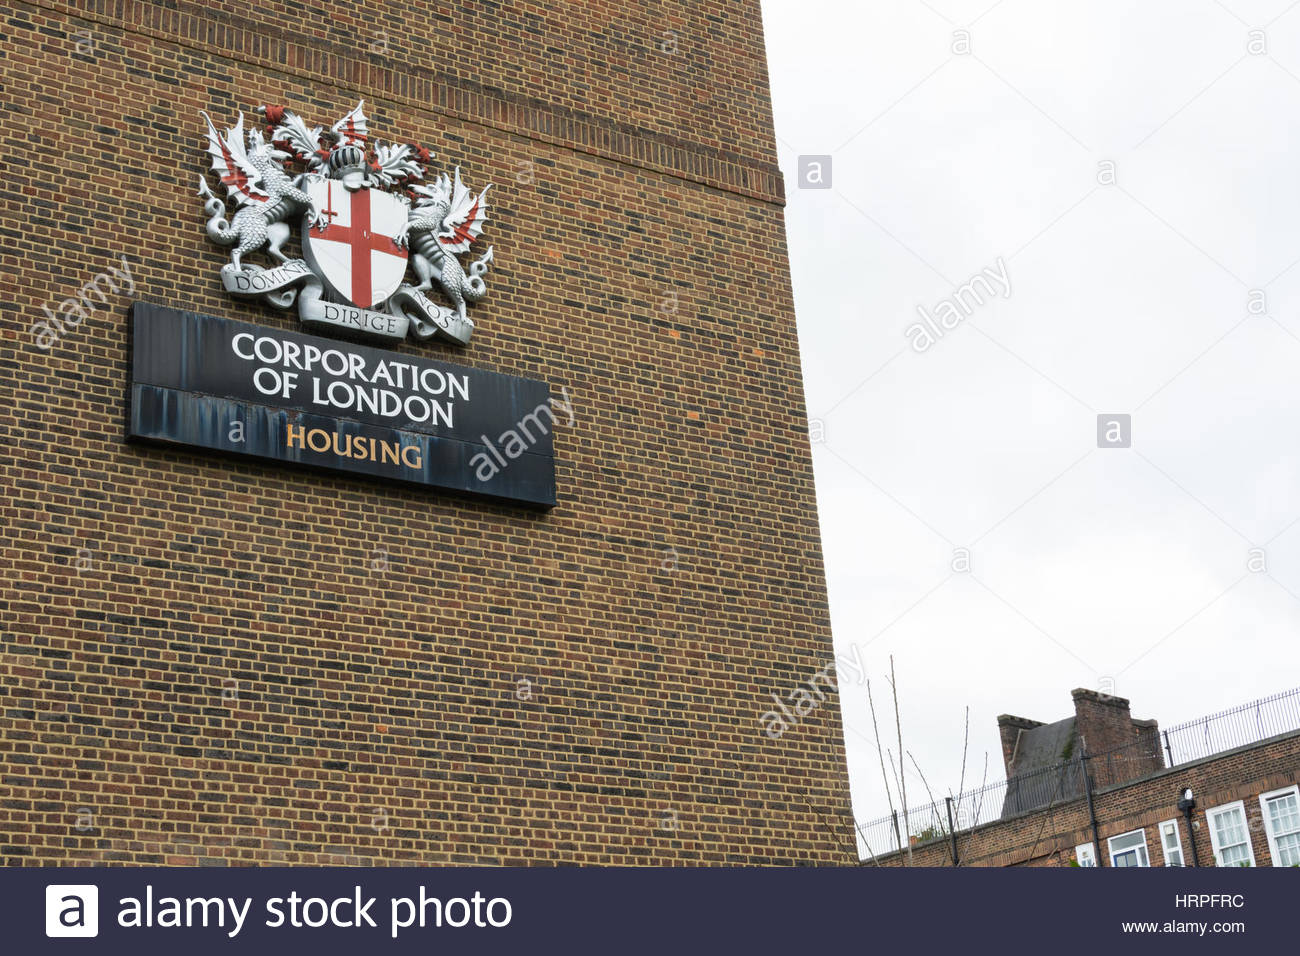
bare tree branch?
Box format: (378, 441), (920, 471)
(804, 794), (859, 863)
(971, 751), (990, 837)
(889, 655), (911, 864)
(886, 748), (904, 819)
(865, 678), (897, 835)
(908, 750), (954, 866)
(957, 705), (970, 800)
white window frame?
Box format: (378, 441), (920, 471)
(1258, 785), (1300, 868)
(1158, 818), (1184, 867)
(1074, 842), (1096, 867)
(1206, 800), (1257, 868)
(1107, 828), (1150, 868)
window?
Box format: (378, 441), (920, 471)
(1158, 819), (1184, 867)
(1074, 843), (1096, 867)
(1207, 801), (1256, 867)
(1259, 786), (1300, 867)
(1107, 829), (1149, 867)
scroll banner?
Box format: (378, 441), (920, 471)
(219, 260), (473, 346)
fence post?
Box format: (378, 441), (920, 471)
(945, 797), (958, 867)
(891, 811), (901, 853)
(1163, 729), (1173, 768)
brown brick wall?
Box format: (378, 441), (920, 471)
(1071, 689), (1152, 760)
(0, 1), (854, 864)
(873, 732), (1300, 868)
(35, 0), (785, 202)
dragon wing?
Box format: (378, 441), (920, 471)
(201, 111), (267, 205)
(331, 101), (368, 147)
(269, 109), (326, 168)
(437, 167), (491, 254)
(370, 141), (424, 188)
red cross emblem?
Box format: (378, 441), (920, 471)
(301, 180), (408, 309)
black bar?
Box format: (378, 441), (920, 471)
(10, 867), (1289, 953)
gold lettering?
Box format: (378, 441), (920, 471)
(286, 422), (305, 449)
(307, 429), (332, 453)
(401, 445), (422, 469)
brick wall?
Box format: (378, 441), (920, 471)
(0, 1), (854, 864)
(872, 731), (1300, 867)
(1071, 689), (1154, 762)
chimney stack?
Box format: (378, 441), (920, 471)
(1070, 688), (1162, 785)
(996, 713), (1042, 777)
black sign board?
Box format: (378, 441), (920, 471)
(127, 302), (557, 507)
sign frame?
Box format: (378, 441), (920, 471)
(125, 302), (557, 508)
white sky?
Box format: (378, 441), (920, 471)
(761, 0), (1300, 840)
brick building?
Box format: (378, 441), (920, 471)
(0, 1), (854, 864)
(861, 688), (1300, 867)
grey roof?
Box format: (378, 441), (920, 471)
(1000, 717), (1085, 818)
(1012, 717), (1076, 774)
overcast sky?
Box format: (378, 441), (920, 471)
(761, 0), (1300, 846)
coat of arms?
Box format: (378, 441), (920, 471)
(196, 101), (492, 346)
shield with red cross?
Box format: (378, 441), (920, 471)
(301, 179), (409, 309)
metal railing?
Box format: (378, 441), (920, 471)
(855, 760), (1085, 861)
(854, 686), (1300, 863)
(1162, 686), (1300, 764)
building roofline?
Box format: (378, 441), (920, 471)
(1071, 687), (1131, 708)
(996, 714), (1043, 729)
(862, 725), (1300, 865)
(1091, 726), (1300, 799)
